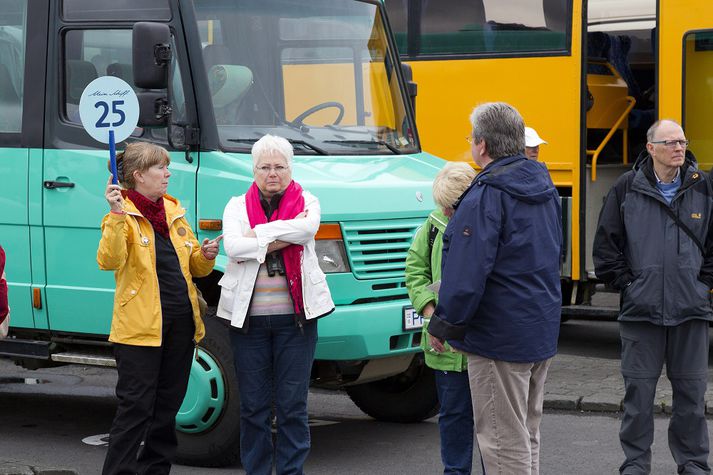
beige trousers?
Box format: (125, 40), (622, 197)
(467, 354), (552, 475)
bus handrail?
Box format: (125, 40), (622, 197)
(586, 95), (636, 181)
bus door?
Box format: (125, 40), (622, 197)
(659, 0), (713, 172)
(0, 0), (47, 331)
(41, 1), (196, 335)
(385, 0), (582, 279)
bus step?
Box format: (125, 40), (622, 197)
(51, 352), (116, 367)
(0, 339), (51, 359)
(561, 305), (619, 319)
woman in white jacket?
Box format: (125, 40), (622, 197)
(218, 134), (334, 475)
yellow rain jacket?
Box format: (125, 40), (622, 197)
(97, 194), (214, 346)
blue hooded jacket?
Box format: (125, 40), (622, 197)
(428, 155), (562, 363)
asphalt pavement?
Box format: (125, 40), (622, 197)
(5, 318), (713, 474)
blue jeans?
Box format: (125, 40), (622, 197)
(230, 314), (317, 475)
(435, 370), (475, 475)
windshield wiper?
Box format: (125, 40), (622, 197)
(287, 139), (327, 155)
(227, 138), (327, 155)
(323, 139), (401, 154)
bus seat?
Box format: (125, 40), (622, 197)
(208, 64), (253, 124)
(107, 62), (133, 85)
(587, 31), (640, 99)
(66, 60), (98, 104)
(203, 44), (232, 70)
(0, 63), (21, 132)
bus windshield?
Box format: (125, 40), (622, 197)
(193, 0), (417, 155)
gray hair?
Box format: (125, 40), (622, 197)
(251, 134), (294, 167)
(432, 162), (476, 211)
(469, 102), (525, 159)
(646, 119), (682, 142)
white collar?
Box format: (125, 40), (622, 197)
(653, 167), (680, 184)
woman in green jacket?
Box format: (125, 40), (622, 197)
(405, 161), (476, 475)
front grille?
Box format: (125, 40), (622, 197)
(341, 218), (424, 280)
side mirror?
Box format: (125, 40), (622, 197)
(400, 63), (417, 115)
(136, 91), (170, 127)
(133, 22), (171, 89)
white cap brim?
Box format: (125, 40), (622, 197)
(525, 127), (547, 147)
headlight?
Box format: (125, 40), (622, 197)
(314, 240), (350, 273)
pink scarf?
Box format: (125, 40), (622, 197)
(246, 180), (305, 316)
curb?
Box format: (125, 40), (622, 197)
(0, 462), (78, 475)
(544, 396), (713, 416)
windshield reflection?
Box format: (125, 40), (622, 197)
(193, 0), (417, 154)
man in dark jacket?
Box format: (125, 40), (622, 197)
(593, 119), (713, 475)
(428, 102), (562, 475)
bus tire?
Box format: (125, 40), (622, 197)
(175, 308), (241, 467)
(345, 354), (439, 423)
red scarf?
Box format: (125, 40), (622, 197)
(246, 180), (305, 316)
(127, 190), (170, 239)
(0, 246), (7, 322)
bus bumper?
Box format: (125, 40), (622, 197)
(315, 300), (420, 361)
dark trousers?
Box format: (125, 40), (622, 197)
(435, 370), (475, 475)
(102, 317), (195, 475)
(619, 319), (710, 475)
(230, 314), (317, 475)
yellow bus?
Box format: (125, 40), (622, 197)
(384, 0), (713, 313)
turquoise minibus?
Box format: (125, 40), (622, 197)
(0, 0), (443, 466)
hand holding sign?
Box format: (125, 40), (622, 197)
(79, 76), (139, 185)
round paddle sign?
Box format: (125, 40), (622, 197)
(79, 76), (139, 144)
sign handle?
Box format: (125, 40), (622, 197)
(109, 130), (118, 185)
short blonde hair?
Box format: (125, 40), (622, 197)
(432, 162), (476, 211)
(251, 134), (293, 168)
(109, 142), (170, 189)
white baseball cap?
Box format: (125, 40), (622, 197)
(525, 127), (547, 147)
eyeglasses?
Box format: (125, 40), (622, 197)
(465, 136), (475, 144)
(255, 165), (289, 174)
(650, 139), (689, 148)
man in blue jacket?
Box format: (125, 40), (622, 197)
(593, 119), (713, 475)
(428, 102), (562, 475)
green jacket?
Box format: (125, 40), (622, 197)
(405, 209), (467, 371)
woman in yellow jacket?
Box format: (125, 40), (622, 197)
(97, 142), (220, 475)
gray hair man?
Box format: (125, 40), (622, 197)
(428, 102), (562, 475)
(593, 119), (713, 474)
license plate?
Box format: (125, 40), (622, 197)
(402, 306), (424, 331)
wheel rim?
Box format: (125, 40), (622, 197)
(176, 347), (226, 433)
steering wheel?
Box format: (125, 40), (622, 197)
(291, 101), (345, 128)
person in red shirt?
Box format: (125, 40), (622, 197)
(0, 245), (8, 324)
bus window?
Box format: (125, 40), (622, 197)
(64, 29), (133, 123)
(386, 0), (570, 57)
(62, 29), (186, 135)
(0, 0), (25, 134)
(62, 0), (171, 21)
(385, 0), (408, 54)
(684, 31), (713, 168)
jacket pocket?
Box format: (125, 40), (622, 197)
(119, 274), (144, 307)
(306, 268), (332, 311)
(678, 269), (712, 317)
(218, 273), (239, 313)
(621, 269), (660, 318)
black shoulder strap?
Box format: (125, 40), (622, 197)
(427, 223), (438, 259)
(660, 204), (705, 254)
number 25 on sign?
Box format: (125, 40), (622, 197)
(79, 76), (140, 185)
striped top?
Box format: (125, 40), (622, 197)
(248, 263), (294, 316)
